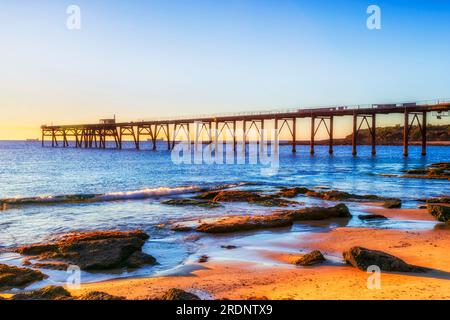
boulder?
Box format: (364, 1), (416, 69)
(427, 204), (450, 222)
(160, 288), (200, 300)
(15, 230), (157, 271)
(196, 215), (293, 234)
(276, 187), (310, 198)
(221, 245), (238, 250)
(358, 214), (388, 221)
(402, 163), (450, 180)
(77, 291), (125, 300)
(295, 250), (326, 266)
(343, 246), (428, 273)
(11, 286), (71, 300)
(304, 189), (395, 203)
(0, 264), (47, 290)
(194, 190), (299, 207)
(277, 204), (351, 221)
(198, 255), (209, 263)
(125, 251), (158, 268)
(418, 196), (450, 204)
(383, 199), (402, 208)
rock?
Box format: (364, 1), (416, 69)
(171, 224), (194, 232)
(160, 288), (200, 300)
(304, 190), (386, 202)
(198, 255), (209, 263)
(276, 187), (310, 198)
(247, 296), (269, 300)
(277, 204), (351, 221)
(30, 261), (70, 271)
(427, 204), (450, 222)
(405, 169), (429, 175)
(194, 190), (299, 207)
(161, 199), (221, 208)
(15, 230), (157, 271)
(196, 215), (293, 234)
(430, 162), (450, 169)
(418, 196), (450, 204)
(77, 291), (125, 300)
(358, 214), (388, 221)
(125, 251), (158, 268)
(402, 163), (450, 180)
(221, 245), (238, 250)
(383, 199), (402, 208)
(11, 286), (71, 300)
(0, 264), (47, 290)
(343, 246), (428, 273)
(295, 250), (326, 266)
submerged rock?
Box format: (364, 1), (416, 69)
(358, 214), (388, 221)
(295, 250), (326, 266)
(160, 288), (201, 300)
(418, 196), (450, 204)
(198, 255), (209, 263)
(221, 245), (238, 250)
(427, 204), (450, 223)
(276, 187), (310, 198)
(14, 230), (157, 271)
(343, 246), (428, 273)
(194, 190), (299, 207)
(0, 264), (47, 290)
(162, 199), (221, 208)
(402, 163), (450, 180)
(304, 189), (389, 203)
(383, 199), (402, 209)
(77, 291), (125, 300)
(277, 204), (351, 221)
(196, 215), (293, 234)
(11, 286), (71, 300)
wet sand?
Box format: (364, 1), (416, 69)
(66, 207), (450, 300)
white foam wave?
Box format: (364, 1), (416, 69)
(95, 186), (200, 201)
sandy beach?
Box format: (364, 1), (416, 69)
(62, 207), (450, 300)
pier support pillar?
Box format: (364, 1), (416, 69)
(292, 117), (297, 153)
(310, 116), (315, 155)
(352, 113), (357, 156)
(242, 121), (246, 152)
(329, 116), (334, 155)
(422, 112), (427, 156)
(403, 111), (409, 157)
(371, 114), (377, 155)
(166, 124), (171, 150)
(233, 120), (237, 152)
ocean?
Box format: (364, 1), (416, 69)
(0, 141), (448, 289)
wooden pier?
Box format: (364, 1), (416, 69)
(41, 100), (450, 156)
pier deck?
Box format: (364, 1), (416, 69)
(41, 100), (450, 156)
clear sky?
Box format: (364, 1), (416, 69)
(1, 0), (449, 140)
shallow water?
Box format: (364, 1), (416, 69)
(0, 141), (448, 290)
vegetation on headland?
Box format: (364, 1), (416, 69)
(288, 124), (449, 145)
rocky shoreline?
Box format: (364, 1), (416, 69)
(1, 182), (449, 300)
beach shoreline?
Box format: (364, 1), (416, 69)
(59, 207), (450, 300)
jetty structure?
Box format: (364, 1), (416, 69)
(41, 99), (450, 156)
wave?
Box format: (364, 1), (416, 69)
(0, 182), (254, 209)
(96, 186), (200, 201)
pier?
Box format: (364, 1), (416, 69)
(41, 100), (450, 156)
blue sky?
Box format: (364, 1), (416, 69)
(1, 0), (449, 138)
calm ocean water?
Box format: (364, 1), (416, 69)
(0, 140), (448, 288)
